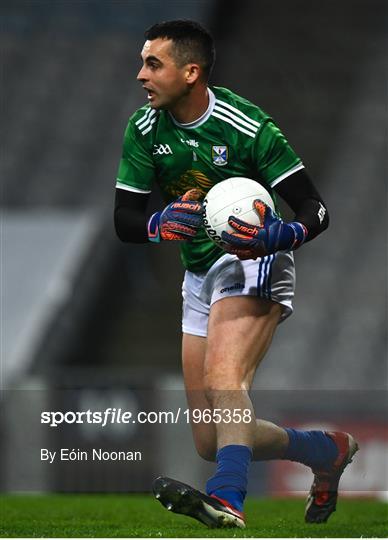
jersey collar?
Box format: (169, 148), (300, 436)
(169, 88), (215, 129)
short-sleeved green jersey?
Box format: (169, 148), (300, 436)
(116, 86), (304, 272)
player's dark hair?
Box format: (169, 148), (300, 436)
(145, 20), (215, 80)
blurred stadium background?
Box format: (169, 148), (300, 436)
(1, 0), (387, 498)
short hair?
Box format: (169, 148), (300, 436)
(144, 20), (215, 80)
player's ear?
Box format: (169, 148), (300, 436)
(186, 64), (201, 84)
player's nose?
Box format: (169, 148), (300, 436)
(137, 66), (148, 82)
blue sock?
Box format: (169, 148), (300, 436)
(283, 428), (339, 470)
(206, 444), (252, 512)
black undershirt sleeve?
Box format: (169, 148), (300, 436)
(114, 188), (150, 243)
(274, 169), (329, 242)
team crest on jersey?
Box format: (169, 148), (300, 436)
(212, 145), (228, 166)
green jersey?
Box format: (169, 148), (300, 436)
(116, 86), (303, 272)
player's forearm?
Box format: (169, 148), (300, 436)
(294, 198), (329, 243)
(114, 188), (149, 243)
(275, 169), (329, 243)
(114, 206), (148, 243)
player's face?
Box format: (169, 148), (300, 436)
(137, 38), (191, 110)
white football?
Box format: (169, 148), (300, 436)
(203, 177), (275, 248)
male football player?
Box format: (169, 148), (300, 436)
(114, 20), (358, 528)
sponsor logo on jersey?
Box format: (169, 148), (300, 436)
(212, 145), (228, 166)
(181, 138), (199, 148)
(219, 283), (244, 294)
(165, 170), (211, 200)
(153, 144), (173, 155)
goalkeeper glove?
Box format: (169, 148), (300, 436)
(222, 200), (308, 260)
(147, 189), (204, 242)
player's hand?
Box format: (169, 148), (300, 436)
(221, 199), (308, 259)
(147, 189), (204, 242)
